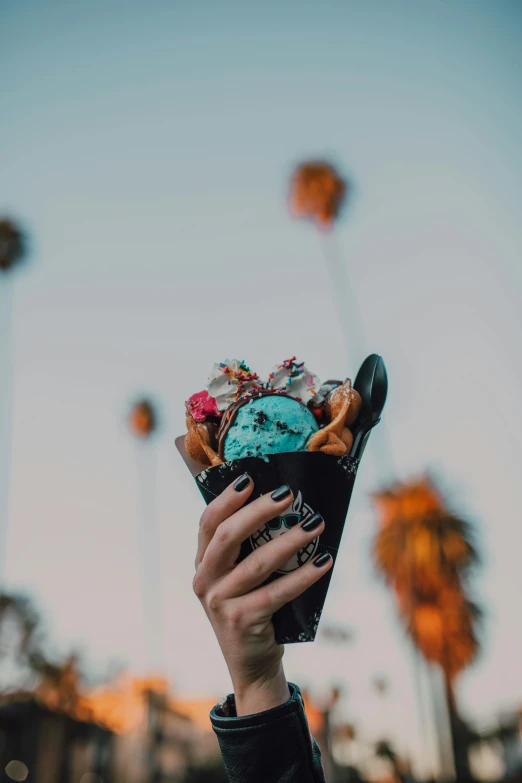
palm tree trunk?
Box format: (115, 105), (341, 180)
(0, 282), (14, 583)
(443, 671), (471, 780)
(319, 231), (366, 371)
(406, 563), (439, 780)
(429, 664), (455, 781)
(135, 444), (163, 674)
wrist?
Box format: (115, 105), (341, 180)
(233, 663), (290, 716)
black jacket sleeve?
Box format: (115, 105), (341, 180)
(210, 682), (326, 783)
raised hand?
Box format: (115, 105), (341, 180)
(193, 473), (332, 716)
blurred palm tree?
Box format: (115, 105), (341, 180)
(372, 475), (481, 778)
(0, 592), (82, 712)
(373, 478), (478, 592)
(127, 396), (164, 674)
(407, 587), (481, 693)
(0, 219), (26, 274)
(287, 160), (368, 375)
(0, 592), (41, 675)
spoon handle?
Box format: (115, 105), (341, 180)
(349, 417), (381, 461)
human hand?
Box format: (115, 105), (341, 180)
(193, 473), (333, 716)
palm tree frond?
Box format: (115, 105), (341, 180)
(371, 475), (482, 683)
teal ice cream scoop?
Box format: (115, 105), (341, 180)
(222, 395), (319, 461)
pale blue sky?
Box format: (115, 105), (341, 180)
(2, 0), (522, 772)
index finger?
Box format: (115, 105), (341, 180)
(195, 473), (254, 568)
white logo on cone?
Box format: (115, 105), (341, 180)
(249, 491), (320, 573)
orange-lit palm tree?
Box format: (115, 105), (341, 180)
(289, 161), (347, 230)
(407, 586), (481, 700)
(373, 477), (478, 596)
(372, 475), (481, 777)
(287, 160), (397, 480)
(288, 160), (368, 372)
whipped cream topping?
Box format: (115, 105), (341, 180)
(207, 360), (263, 412)
(194, 357), (339, 415)
(266, 357), (321, 405)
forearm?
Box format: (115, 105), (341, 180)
(195, 479), (331, 782)
(233, 662), (290, 716)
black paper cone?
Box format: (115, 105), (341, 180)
(193, 451), (359, 644)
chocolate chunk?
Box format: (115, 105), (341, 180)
(254, 410), (268, 426)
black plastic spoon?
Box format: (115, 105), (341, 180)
(349, 353), (388, 461)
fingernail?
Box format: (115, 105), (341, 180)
(313, 552), (332, 568)
(301, 513), (324, 533)
(234, 473), (250, 492)
(271, 484), (291, 502)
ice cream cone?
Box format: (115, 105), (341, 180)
(178, 448), (360, 643)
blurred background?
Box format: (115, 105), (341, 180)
(1, 0), (522, 781)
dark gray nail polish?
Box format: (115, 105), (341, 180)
(301, 513), (324, 533)
(271, 484), (291, 502)
(234, 473), (250, 492)
(313, 552), (332, 568)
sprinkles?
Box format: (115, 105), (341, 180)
(204, 357), (321, 410)
(265, 357), (321, 405)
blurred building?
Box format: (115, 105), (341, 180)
(0, 695), (113, 782)
(0, 676), (222, 782)
(85, 675), (221, 782)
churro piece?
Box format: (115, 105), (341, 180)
(307, 382), (361, 456)
(185, 414), (223, 467)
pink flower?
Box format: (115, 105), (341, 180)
(186, 390), (221, 422)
